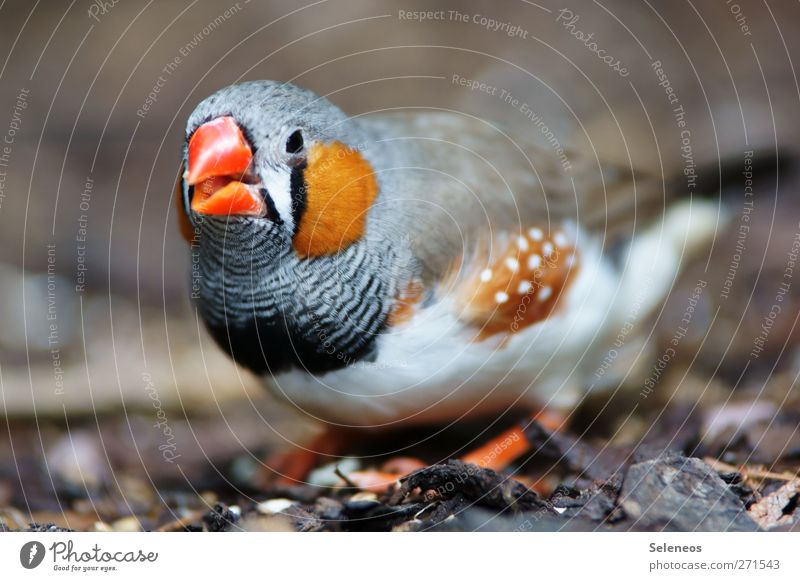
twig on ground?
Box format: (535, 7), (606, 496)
(704, 457), (799, 482)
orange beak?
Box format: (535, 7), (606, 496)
(185, 116), (266, 217)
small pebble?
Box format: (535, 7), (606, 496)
(111, 517), (142, 532)
(308, 458), (361, 487)
(393, 518), (423, 532)
(349, 491), (378, 502)
(90, 521), (113, 532)
(256, 498), (296, 515)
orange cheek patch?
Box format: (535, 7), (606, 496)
(293, 141), (379, 258)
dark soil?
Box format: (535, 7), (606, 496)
(2, 381), (799, 532)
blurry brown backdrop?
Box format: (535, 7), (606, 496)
(1, 0), (800, 524)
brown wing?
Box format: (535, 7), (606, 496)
(364, 111), (660, 284)
(450, 226), (579, 340)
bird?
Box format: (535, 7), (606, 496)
(175, 80), (718, 485)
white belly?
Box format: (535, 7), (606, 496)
(263, 238), (620, 426)
(261, 200), (719, 426)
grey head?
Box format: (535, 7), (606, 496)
(177, 80), (414, 377)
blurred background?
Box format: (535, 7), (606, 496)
(1, 0), (799, 529)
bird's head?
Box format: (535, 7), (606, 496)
(177, 80), (379, 257)
(175, 81), (410, 376)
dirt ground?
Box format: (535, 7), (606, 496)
(2, 369), (799, 532)
(2, 0), (800, 533)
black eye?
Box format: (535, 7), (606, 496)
(285, 130), (304, 154)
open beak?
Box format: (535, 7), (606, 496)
(185, 116), (266, 217)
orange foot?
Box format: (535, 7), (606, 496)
(260, 429), (354, 488)
(345, 410), (568, 494)
(462, 409), (566, 470)
(347, 457), (427, 493)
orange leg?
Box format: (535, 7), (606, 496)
(344, 410), (568, 493)
(461, 425), (531, 471)
(345, 457), (426, 492)
(261, 411), (567, 491)
(261, 429), (353, 487)
(462, 409), (567, 471)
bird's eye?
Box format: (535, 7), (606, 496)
(285, 130), (304, 154)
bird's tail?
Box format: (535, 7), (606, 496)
(615, 198), (722, 319)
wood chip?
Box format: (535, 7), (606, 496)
(748, 479), (800, 529)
